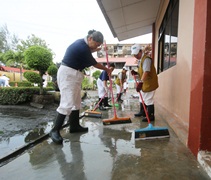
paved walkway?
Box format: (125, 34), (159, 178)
(0, 90), (210, 180)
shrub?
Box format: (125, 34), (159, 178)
(0, 87), (54, 105)
(10, 81), (33, 87)
(82, 77), (93, 90)
(23, 71), (42, 84)
(0, 87), (39, 105)
(47, 64), (58, 76)
(24, 46), (53, 95)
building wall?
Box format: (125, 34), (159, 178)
(0, 71), (22, 82)
(153, 0), (195, 144)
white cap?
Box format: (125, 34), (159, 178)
(123, 67), (128, 71)
(131, 44), (142, 55)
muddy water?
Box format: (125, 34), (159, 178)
(0, 92), (100, 159)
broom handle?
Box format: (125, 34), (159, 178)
(104, 41), (118, 118)
(92, 92), (107, 111)
(133, 75), (151, 124)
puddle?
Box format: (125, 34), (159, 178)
(0, 91), (137, 161)
(0, 94), (100, 160)
(0, 122), (53, 159)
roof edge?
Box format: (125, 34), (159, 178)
(96, 0), (117, 39)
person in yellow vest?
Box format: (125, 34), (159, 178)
(115, 67), (128, 103)
(131, 44), (159, 122)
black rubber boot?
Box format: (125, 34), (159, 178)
(117, 93), (123, 103)
(99, 98), (106, 111)
(142, 104), (155, 122)
(49, 113), (66, 144)
(104, 97), (112, 108)
(134, 103), (146, 117)
(69, 110), (88, 133)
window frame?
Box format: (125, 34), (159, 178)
(157, 0), (179, 74)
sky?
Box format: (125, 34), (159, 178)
(0, 0), (152, 63)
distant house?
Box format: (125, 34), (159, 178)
(0, 66), (27, 73)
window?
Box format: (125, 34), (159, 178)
(158, 0), (179, 73)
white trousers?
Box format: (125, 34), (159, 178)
(139, 90), (155, 106)
(56, 65), (84, 115)
(97, 78), (107, 98)
(116, 84), (123, 94)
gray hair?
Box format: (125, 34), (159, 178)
(87, 30), (104, 43)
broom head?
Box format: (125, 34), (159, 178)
(135, 123), (170, 140)
(103, 116), (131, 125)
(84, 110), (102, 118)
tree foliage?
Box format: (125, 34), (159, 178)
(23, 71), (41, 84)
(47, 64), (58, 76)
(24, 46), (53, 94)
(17, 34), (52, 53)
(92, 70), (101, 80)
(0, 24), (55, 69)
(0, 24), (19, 53)
(24, 46), (52, 73)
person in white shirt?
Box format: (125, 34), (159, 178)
(0, 74), (10, 87)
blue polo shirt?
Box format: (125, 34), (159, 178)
(62, 38), (97, 71)
(99, 70), (109, 81)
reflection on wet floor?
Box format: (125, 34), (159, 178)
(0, 94), (100, 159)
(0, 122), (53, 158)
(0, 115), (210, 179)
(0, 91), (210, 179)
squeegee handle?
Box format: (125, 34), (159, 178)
(133, 75), (151, 124)
(104, 41), (117, 118)
(92, 92), (107, 111)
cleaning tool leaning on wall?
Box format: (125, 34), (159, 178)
(49, 30), (112, 144)
(131, 44), (159, 122)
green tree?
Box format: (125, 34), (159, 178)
(24, 46), (53, 95)
(2, 50), (14, 64)
(92, 70), (101, 88)
(17, 34), (53, 54)
(0, 24), (19, 53)
(47, 64), (58, 76)
(92, 70), (101, 80)
(82, 77), (92, 90)
(23, 71), (41, 84)
(47, 64), (58, 90)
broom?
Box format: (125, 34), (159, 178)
(102, 41), (131, 125)
(133, 75), (170, 139)
(84, 92), (108, 118)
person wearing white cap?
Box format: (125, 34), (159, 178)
(131, 44), (159, 122)
(115, 67), (128, 102)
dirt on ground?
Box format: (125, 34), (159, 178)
(0, 103), (58, 139)
(0, 90), (97, 140)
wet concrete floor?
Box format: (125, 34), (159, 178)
(0, 91), (210, 180)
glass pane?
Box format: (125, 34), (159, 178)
(170, 1), (179, 67)
(164, 19), (171, 70)
(158, 38), (164, 74)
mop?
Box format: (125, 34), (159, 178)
(133, 75), (170, 139)
(84, 92), (107, 118)
(102, 42), (131, 125)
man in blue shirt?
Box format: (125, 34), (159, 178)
(50, 30), (112, 144)
(97, 63), (115, 110)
